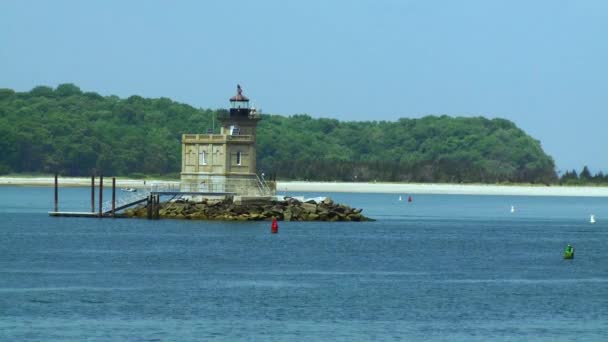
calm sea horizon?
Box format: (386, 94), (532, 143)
(1, 186), (607, 341)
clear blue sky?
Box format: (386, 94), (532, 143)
(1, 0), (606, 173)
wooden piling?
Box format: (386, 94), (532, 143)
(112, 177), (116, 217)
(91, 175), (95, 213)
(146, 195), (152, 219)
(154, 194), (160, 220)
(99, 174), (103, 217)
(54, 173), (58, 212)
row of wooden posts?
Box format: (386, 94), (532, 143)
(53, 173), (118, 217)
(53, 173), (161, 219)
(147, 194), (161, 220)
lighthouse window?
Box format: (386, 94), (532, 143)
(231, 125), (240, 135)
(199, 150), (207, 165)
(231, 101), (249, 109)
(236, 151), (242, 165)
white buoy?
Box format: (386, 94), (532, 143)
(590, 214), (596, 224)
(510, 205), (515, 213)
(398, 195), (402, 201)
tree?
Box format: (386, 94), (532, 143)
(30, 86), (54, 97)
(580, 166), (592, 180)
(0, 88), (15, 100)
(55, 83), (82, 97)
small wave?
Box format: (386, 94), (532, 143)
(80, 299), (105, 304)
(0, 286), (144, 293)
(442, 278), (608, 284)
(236, 270), (428, 276)
(0, 269), (104, 275)
(0, 269), (195, 275)
(29, 298), (54, 304)
(209, 280), (316, 289)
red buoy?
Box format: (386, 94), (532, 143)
(408, 196), (412, 202)
(271, 217), (278, 234)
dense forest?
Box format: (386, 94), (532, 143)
(0, 84), (599, 184)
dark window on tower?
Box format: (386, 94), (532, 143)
(236, 151), (242, 165)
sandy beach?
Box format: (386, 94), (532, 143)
(278, 181), (608, 197)
(1, 176), (607, 197)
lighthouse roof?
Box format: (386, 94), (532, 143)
(230, 84), (249, 102)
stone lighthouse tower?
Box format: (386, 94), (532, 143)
(180, 85), (268, 195)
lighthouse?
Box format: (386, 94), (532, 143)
(180, 85), (268, 196)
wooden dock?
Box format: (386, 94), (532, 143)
(48, 211), (101, 217)
(47, 211), (126, 218)
(49, 173), (235, 219)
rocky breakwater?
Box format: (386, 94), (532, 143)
(123, 197), (373, 221)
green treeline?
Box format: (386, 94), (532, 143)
(0, 84), (563, 183)
(0, 84), (204, 177)
(559, 167), (608, 185)
(257, 114), (557, 183)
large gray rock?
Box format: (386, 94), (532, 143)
(284, 209), (293, 221)
(301, 202), (317, 213)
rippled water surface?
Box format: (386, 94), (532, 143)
(1, 186), (607, 341)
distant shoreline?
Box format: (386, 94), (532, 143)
(279, 181), (608, 197)
(1, 176), (608, 197)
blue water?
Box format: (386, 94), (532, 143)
(1, 186), (607, 341)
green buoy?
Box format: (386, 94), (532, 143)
(564, 244), (574, 259)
